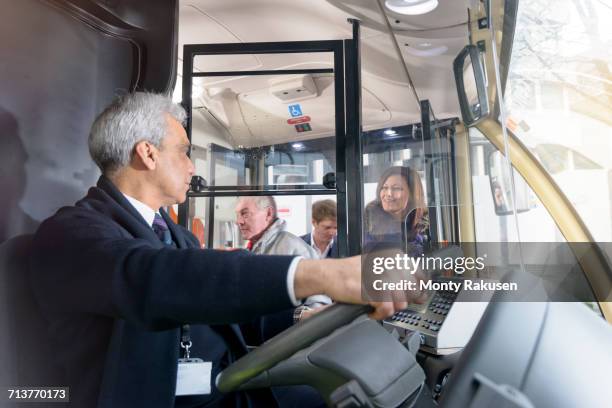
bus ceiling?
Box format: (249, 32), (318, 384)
(176, 0), (474, 142)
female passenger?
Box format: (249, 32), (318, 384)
(364, 166), (428, 254)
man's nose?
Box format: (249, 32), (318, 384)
(187, 159), (195, 176)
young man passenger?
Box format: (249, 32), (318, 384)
(301, 199), (338, 259)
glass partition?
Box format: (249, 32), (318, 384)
(181, 42), (346, 251)
(186, 195), (335, 250)
(359, 103), (466, 251)
(361, 123), (427, 253)
(187, 70), (337, 189)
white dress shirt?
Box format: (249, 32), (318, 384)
(309, 232), (334, 259)
(123, 194), (156, 227)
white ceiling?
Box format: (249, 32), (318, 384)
(178, 0), (470, 147)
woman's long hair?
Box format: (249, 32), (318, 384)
(370, 166), (428, 233)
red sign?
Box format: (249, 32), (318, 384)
(287, 116), (311, 125)
(295, 123), (312, 132)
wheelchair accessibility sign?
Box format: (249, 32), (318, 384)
(288, 104), (303, 117)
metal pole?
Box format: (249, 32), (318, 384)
(345, 19), (364, 256)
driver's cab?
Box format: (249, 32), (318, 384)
(174, 0), (612, 406)
(1, 0), (611, 406)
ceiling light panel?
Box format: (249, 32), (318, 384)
(385, 0), (439, 16)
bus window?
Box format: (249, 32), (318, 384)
(469, 127), (561, 243)
(470, 126), (603, 317)
(488, 0), (610, 317)
(502, 0), (612, 242)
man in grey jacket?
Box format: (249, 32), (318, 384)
(235, 196), (331, 314)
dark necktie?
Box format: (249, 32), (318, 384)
(152, 213), (174, 246)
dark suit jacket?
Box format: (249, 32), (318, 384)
(300, 233), (338, 259)
(29, 176), (296, 408)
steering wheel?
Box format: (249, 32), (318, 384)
(216, 303), (372, 393)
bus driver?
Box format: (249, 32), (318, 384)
(29, 92), (406, 408)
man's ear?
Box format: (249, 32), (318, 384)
(266, 206), (275, 222)
(133, 140), (158, 170)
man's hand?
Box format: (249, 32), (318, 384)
(294, 256), (413, 320)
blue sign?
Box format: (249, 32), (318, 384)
(288, 104), (303, 117)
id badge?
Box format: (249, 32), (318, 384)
(175, 358), (212, 396)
